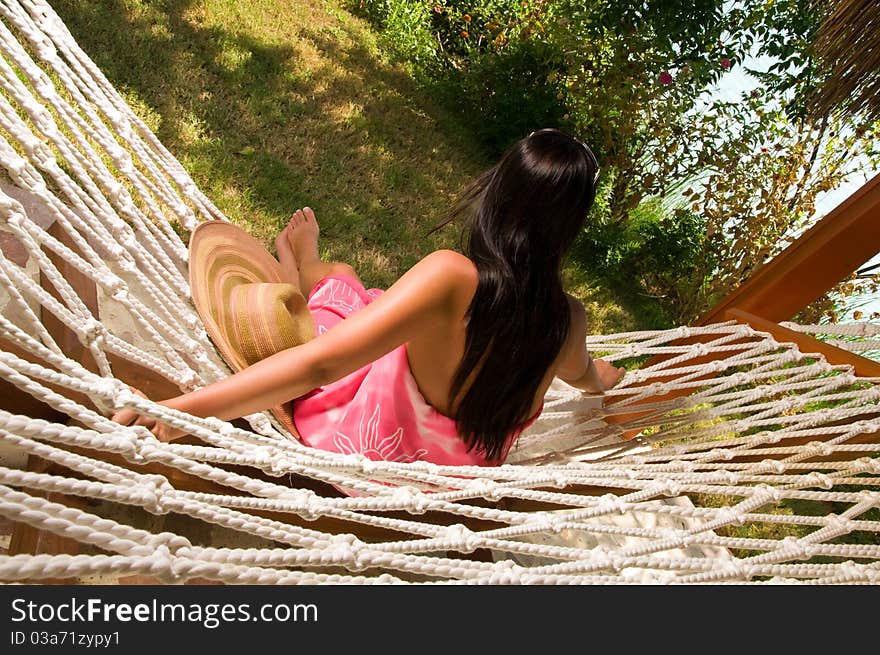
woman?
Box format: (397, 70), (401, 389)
(113, 128), (624, 465)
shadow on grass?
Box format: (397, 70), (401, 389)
(49, 0), (648, 331)
(51, 0), (488, 286)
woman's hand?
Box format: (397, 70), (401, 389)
(110, 388), (185, 442)
(594, 358), (626, 391)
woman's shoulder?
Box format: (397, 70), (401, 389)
(384, 250), (477, 311)
(412, 249), (477, 288)
(395, 250), (477, 316)
(419, 249), (476, 274)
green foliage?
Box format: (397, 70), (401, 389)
(356, 0), (441, 69)
(627, 208), (718, 324)
(451, 38), (568, 151)
(353, 0), (879, 324)
(574, 198), (717, 324)
(353, 0), (571, 151)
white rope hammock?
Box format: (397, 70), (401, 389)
(0, 0), (878, 584)
(782, 321), (880, 357)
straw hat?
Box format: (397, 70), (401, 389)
(188, 221), (315, 438)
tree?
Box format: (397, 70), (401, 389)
(551, 0), (879, 323)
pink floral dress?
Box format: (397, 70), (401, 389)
(292, 275), (537, 466)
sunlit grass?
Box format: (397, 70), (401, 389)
(49, 0), (652, 332)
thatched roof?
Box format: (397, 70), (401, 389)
(810, 0), (880, 123)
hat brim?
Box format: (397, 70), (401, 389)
(189, 221), (310, 440)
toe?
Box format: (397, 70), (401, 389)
(302, 207), (319, 231)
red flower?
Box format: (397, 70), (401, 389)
(659, 71), (673, 85)
(721, 57), (731, 69)
(433, 5), (442, 13)
(460, 30), (469, 38)
(463, 14), (471, 22)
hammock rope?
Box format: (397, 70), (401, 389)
(0, 0), (878, 584)
(782, 320), (880, 355)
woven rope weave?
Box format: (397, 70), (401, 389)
(0, 0), (877, 584)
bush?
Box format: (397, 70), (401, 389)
(574, 198), (718, 325)
(352, 0), (567, 152)
(628, 208), (717, 323)
(355, 0), (440, 70)
(449, 39), (568, 151)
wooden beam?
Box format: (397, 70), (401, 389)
(725, 309), (880, 378)
(7, 455), (87, 584)
(699, 172), (880, 324)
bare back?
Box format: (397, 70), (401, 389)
(405, 250), (588, 421)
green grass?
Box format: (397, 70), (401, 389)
(49, 0), (649, 333)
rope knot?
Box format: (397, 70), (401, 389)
(35, 37), (57, 61)
(805, 440), (833, 457)
(6, 156), (28, 182)
(752, 483), (781, 503)
(720, 560), (749, 581)
(146, 544), (178, 583)
(177, 369), (198, 390)
(780, 536), (813, 561)
(847, 420), (878, 437)
(824, 513), (852, 535)
(715, 507), (745, 526)
(326, 533), (360, 566)
(79, 318), (106, 346)
(856, 460), (880, 476)
(109, 146), (134, 175)
(596, 493), (627, 515)
(464, 479), (492, 499)
(444, 523), (478, 552)
(141, 474), (174, 514)
(390, 485), (418, 505)
(673, 325), (691, 339)
(100, 275), (123, 296)
(91, 377), (126, 404)
(488, 560), (522, 584)
(588, 546), (615, 571)
(268, 456), (292, 476)
(838, 560), (868, 583)
(806, 471), (834, 490)
(408, 492), (430, 514)
(359, 458), (380, 474)
(691, 343), (710, 357)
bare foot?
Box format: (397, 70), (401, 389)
(286, 207), (321, 265)
(275, 222), (299, 285)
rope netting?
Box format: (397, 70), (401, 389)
(0, 0), (878, 584)
(782, 321), (880, 360)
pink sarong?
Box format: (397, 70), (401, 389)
(292, 275), (532, 466)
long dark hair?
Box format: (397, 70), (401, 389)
(435, 128), (599, 461)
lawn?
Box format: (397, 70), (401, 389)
(52, 0), (642, 333)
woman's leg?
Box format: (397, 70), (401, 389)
(278, 207), (363, 294)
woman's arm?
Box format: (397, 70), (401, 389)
(112, 250), (463, 436)
(555, 295), (625, 394)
